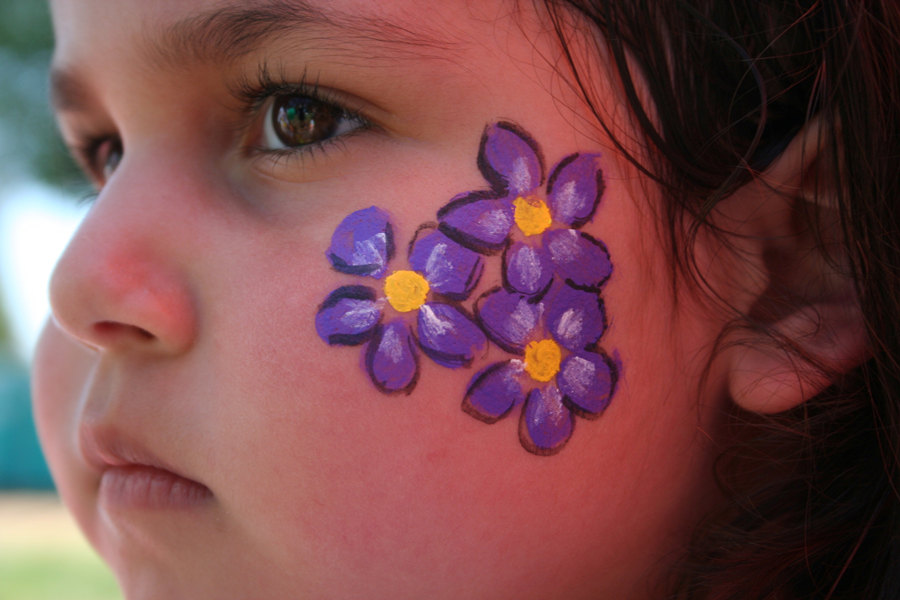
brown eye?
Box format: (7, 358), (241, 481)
(86, 137), (122, 185)
(270, 95), (343, 147)
(99, 138), (123, 181)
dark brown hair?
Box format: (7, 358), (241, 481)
(542, 1), (900, 598)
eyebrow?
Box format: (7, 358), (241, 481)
(51, 0), (455, 112)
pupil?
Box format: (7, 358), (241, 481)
(272, 96), (340, 147)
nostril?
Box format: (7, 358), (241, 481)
(93, 321), (156, 342)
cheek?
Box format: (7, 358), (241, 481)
(31, 323), (101, 541)
(189, 117), (727, 596)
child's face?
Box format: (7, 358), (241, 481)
(36, 1), (733, 598)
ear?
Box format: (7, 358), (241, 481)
(719, 118), (869, 414)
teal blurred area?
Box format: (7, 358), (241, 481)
(0, 0), (85, 491)
(0, 355), (52, 490)
(0, 4), (122, 597)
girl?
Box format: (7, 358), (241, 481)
(33, 1), (900, 598)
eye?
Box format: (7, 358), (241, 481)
(75, 136), (122, 187)
(261, 93), (364, 151)
(96, 138), (123, 182)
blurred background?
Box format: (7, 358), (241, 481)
(0, 1), (120, 598)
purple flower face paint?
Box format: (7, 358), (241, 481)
(316, 213), (487, 394)
(326, 206), (395, 278)
(315, 121), (617, 454)
(465, 283), (617, 455)
(438, 122), (612, 296)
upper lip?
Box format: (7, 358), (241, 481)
(79, 424), (201, 485)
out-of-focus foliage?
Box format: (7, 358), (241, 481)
(0, 0), (70, 490)
(0, 1), (53, 55)
(0, 0), (84, 189)
(0, 295), (9, 347)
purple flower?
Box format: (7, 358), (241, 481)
(317, 209), (488, 394)
(326, 206), (395, 279)
(462, 283), (617, 455)
(438, 122), (612, 296)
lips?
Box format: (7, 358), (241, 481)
(80, 425), (213, 510)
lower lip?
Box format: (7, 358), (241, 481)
(99, 466), (213, 510)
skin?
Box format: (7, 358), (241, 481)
(35, 1), (741, 598)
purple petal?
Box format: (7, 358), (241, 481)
(544, 229), (612, 290)
(416, 303), (487, 368)
(437, 192), (514, 253)
(475, 287), (543, 354)
(558, 351), (617, 417)
(315, 285), (382, 345)
(503, 241), (553, 296)
(479, 122), (544, 195)
(408, 227), (484, 300)
(546, 153), (604, 228)
(519, 385), (574, 455)
(545, 284), (607, 352)
(365, 320), (418, 394)
(462, 360), (526, 423)
(327, 206), (395, 278)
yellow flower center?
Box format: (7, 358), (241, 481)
(384, 270), (430, 312)
(513, 195), (553, 236)
(523, 339), (562, 382)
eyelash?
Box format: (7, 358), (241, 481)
(232, 64), (373, 166)
(72, 136), (120, 189)
(69, 65), (373, 186)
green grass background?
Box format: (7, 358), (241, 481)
(0, 493), (122, 600)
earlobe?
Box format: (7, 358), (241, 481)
(719, 118), (870, 415)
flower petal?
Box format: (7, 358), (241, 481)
(365, 320), (418, 394)
(503, 241), (553, 296)
(326, 206), (395, 278)
(544, 229), (612, 290)
(479, 122), (544, 195)
(558, 350), (617, 417)
(408, 227), (484, 300)
(519, 385), (574, 455)
(462, 360), (526, 423)
(546, 153), (604, 228)
(315, 285), (382, 345)
(475, 287), (543, 354)
(437, 192), (514, 253)
(545, 283), (607, 352)
(416, 303), (487, 368)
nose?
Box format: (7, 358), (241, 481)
(49, 156), (198, 355)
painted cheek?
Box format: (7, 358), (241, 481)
(523, 339), (561, 382)
(513, 196), (552, 236)
(315, 121), (618, 456)
(384, 270), (430, 312)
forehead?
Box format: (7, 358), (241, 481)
(50, 0), (468, 63)
(48, 0), (504, 116)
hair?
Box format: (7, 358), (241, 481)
(540, 1), (900, 598)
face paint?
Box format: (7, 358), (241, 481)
(523, 339), (562, 382)
(466, 282), (616, 455)
(316, 213), (486, 394)
(315, 121), (617, 454)
(384, 271), (430, 312)
(513, 196), (553, 236)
